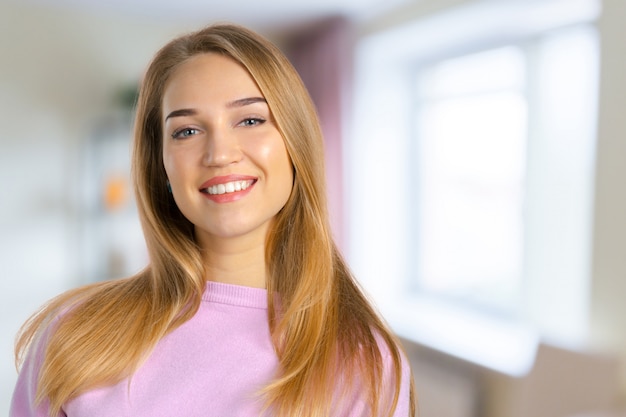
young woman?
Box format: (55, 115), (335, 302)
(11, 24), (416, 417)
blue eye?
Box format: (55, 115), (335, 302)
(240, 118), (265, 127)
(172, 127), (199, 139)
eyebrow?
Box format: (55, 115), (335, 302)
(227, 97), (267, 108)
(164, 97), (267, 121)
(164, 108), (198, 121)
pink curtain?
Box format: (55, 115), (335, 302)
(285, 17), (353, 250)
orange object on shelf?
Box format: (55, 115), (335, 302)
(103, 175), (128, 211)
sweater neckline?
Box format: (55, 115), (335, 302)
(202, 281), (268, 309)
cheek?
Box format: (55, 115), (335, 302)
(162, 145), (193, 183)
(252, 136), (292, 174)
(253, 140), (274, 162)
(277, 149), (295, 199)
(270, 143), (293, 181)
(253, 136), (294, 200)
(162, 142), (175, 178)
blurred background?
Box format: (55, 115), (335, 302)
(1, 0), (624, 416)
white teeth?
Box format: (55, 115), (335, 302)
(205, 180), (252, 195)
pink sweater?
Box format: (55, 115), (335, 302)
(11, 282), (412, 416)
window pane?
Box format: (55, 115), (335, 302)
(414, 50), (527, 311)
(418, 46), (526, 99)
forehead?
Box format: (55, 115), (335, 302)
(162, 53), (264, 107)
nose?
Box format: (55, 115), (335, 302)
(202, 127), (243, 167)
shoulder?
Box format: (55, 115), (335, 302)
(368, 332), (414, 417)
(11, 278), (134, 413)
(11, 310), (64, 416)
(13, 279), (109, 381)
(336, 330), (414, 416)
(379, 335), (414, 417)
(374, 332), (413, 399)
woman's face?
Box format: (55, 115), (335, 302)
(161, 53), (294, 249)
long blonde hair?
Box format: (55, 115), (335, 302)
(15, 24), (415, 416)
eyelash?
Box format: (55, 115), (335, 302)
(171, 127), (200, 139)
(239, 117), (266, 127)
(170, 118), (266, 139)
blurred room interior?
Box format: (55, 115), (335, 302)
(1, 0), (625, 416)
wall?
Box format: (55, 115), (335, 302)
(591, 0), (626, 401)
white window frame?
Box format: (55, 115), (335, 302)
(347, 0), (600, 375)
(409, 44), (529, 315)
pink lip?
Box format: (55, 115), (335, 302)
(199, 174), (257, 189)
(199, 174), (257, 204)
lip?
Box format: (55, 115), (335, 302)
(199, 174), (257, 189)
(199, 174), (257, 204)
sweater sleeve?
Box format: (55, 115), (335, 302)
(389, 346), (413, 417)
(10, 327), (66, 417)
(338, 336), (414, 417)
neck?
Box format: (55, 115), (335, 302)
(199, 234), (267, 289)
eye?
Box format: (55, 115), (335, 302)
(171, 127), (200, 139)
(238, 117), (266, 127)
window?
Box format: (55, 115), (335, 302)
(349, 0), (600, 363)
(412, 47), (527, 313)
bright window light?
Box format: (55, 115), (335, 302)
(349, 0), (599, 370)
(413, 47), (527, 312)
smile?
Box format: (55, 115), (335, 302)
(203, 180), (254, 195)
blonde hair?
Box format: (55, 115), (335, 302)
(15, 24), (415, 416)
